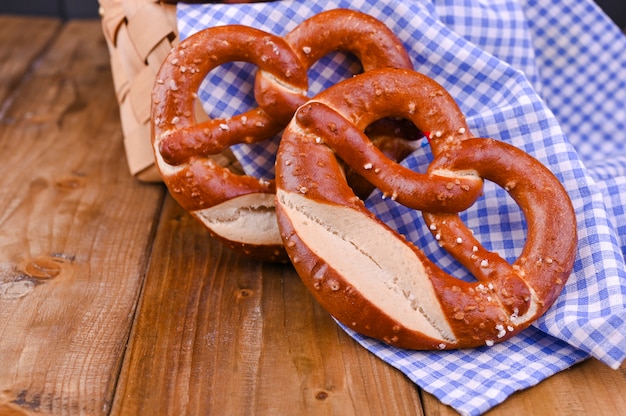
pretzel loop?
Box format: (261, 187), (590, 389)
(275, 68), (577, 349)
(292, 100), (482, 213)
(423, 138), (578, 318)
(154, 25), (309, 167)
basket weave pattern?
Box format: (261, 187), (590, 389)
(99, 0), (239, 182)
(99, 0), (179, 181)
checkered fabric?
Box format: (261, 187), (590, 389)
(177, 0), (626, 414)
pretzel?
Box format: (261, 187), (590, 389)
(275, 68), (577, 349)
(152, 9), (413, 261)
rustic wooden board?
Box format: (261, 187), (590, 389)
(1, 15), (625, 416)
(0, 19), (164, 415)
(111, 196), (424, 415)
(0, 16), (61, 105)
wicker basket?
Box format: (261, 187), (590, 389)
(99, 0), (240, 182)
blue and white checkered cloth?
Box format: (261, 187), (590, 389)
(177, 0), (626, 414)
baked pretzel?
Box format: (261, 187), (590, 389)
(275, 68), (577, 349)
(152, 9), (413, 261)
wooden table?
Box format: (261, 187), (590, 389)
(0, 15), (624, 416)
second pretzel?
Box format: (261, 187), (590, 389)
(275, 68), (577, 350)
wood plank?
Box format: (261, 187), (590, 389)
(112, 197), (424, 415)
(421, 359), (626, 415)
(0, 20), (164, 415)
(0, 16), (61, 106)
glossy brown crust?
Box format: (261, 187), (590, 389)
(425, 138), (578, 312)
(275, 68), (577, 349)
(347, 118), (422, 199)
(284, 8), (412, 71)
(152, 10), (414, 261)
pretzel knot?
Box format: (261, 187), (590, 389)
(275, 68), (577, 349)
(151, 9), (414, 262)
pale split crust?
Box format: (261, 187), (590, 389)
(275, 68), (577, 349)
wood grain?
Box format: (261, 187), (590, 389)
(0, 16), (61, 106)
(111, 197), (424, 416)
(1, 15), (625, 416)
(0, 19), (164, 415)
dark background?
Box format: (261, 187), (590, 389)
(0, 0), (99, 19)
(0, 0), (624, 29)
